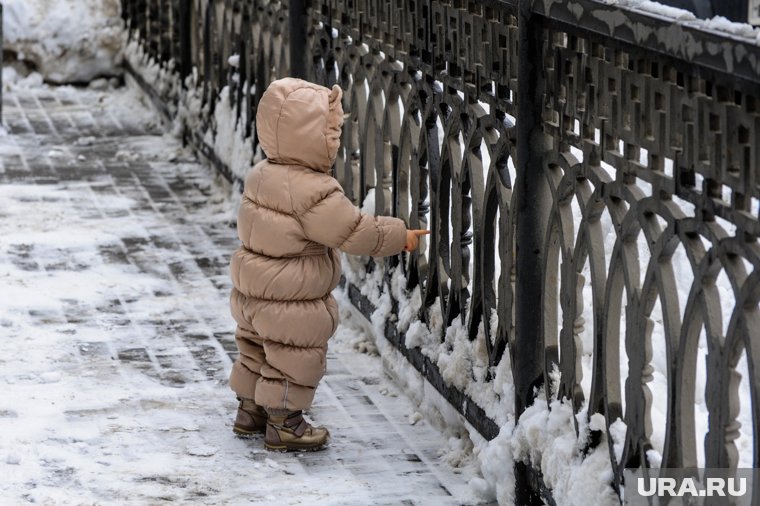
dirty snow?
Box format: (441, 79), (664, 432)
(2, 0), (124, 83)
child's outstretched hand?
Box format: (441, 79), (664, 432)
(404, 229), (430, 252)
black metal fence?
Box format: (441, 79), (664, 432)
(120, 0), (760, 503)
(1, 2), (4, 123)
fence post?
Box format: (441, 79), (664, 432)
(179, 0), (192, 81)
(1, 2), (3, 125)
(514, 0), (551, 502)
(289, 0), (308, 79)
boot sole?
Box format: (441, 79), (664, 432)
(233, 426), (265, 438)
(264, 441), (329, 453)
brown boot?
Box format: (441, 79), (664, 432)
(265, 410), (330, 452)
(233, 397), (267, 437)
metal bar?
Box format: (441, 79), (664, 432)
(514, 0), (551, 501)
(515, 0), (550, 426)
(179, 0), (193, 81)
(0, 2), (3, 125)
(289, 0), (308, 79)
(711, 0), (750, 23)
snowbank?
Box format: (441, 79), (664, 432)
(336, 270), (622, 505)
(2, 0), (124, 83)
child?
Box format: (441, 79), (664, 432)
(228, 78), (428, 452)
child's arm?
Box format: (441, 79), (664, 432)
(299, 186), (409, 257)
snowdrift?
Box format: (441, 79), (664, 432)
(2, 0), (124, 84)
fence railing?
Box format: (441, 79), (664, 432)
(120, 0), (760, 503)
(1, 2), (4, 124)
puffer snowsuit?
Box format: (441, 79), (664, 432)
(229, 78), (407, 411)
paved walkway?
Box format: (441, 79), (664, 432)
(0, 84), (485, 505)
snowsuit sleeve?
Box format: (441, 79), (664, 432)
(299, 187), (407, 257)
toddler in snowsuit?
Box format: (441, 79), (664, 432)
(228, 78), (428, 452)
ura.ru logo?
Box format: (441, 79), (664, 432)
(637, 477), (747, 498)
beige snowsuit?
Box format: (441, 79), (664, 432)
(229, 78), (407, 411)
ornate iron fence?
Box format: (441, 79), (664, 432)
(120, 0), (760, 503)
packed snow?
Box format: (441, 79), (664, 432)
(2, 0), (124, 83)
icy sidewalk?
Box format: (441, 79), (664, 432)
(0, 84), (486, 505)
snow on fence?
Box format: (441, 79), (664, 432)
(119, 0), (760, 503)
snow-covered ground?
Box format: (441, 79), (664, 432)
(2, 0), (124, 83)
(0, 83), (488, 505)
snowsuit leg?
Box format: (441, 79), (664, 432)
(254, 341), (328, 411)
(253, 295), (338, 411)
(230, 294), (339, 411)
(229, 325), (266, 400)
